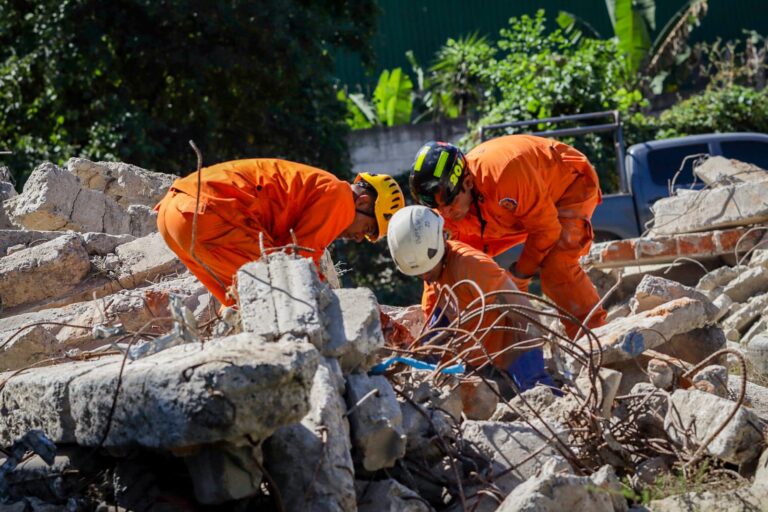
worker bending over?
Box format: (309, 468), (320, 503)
(156, 159), (404, 305)
(387, 205), (555, 391)
(409, 135), (607, 339)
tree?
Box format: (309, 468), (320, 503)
(0, 0), (378, 185)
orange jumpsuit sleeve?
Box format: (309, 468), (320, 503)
(290, 180), (356, 267)
(497, 163), (561, 277)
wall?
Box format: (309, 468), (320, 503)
(348, 118), (468, 175)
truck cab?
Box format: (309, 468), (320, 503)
(593, 132), (768, 241)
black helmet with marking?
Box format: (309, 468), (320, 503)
(409, 141), (467, 208)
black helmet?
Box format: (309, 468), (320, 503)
(409, 141), (467, 208)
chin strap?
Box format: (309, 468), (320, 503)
(471, 189), (488, 253)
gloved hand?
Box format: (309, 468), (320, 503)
(508, 263), (532, 293)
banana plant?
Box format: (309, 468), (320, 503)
(339, 67), (414, 129)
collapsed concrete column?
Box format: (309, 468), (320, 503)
(345, 373), (406, 472)
(264, 357), (357, 512)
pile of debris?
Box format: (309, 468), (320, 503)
(0, 156), (766, 511)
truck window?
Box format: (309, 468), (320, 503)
(720, 141), (768, 170)
(647, 144), (710, 186)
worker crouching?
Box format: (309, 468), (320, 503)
(387, 205), (556, 392)
(156, 158), (404, 306)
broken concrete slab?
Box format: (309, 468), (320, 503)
(697, 265), (743, 294)
(495, 462), (628, 512)
(345, 373), (406, 472)
(184, 443), (262, 504)
(746, 334), (768, 375)
(723, 293), (768, 334)
(583, 228), (762, 269)
(576, 367), (622, 417)
(651, 326), (727, 365)
(722, 266), (768, 304)
(649, 485), (768, 511)
(0, 231), (186, 316)
(0, 233), (91, 309)
(459, 421), (572, 512)
(665, 389), (764, 464)
(0, 275), (210, 372)
(355, 479), (431, 512)
(650, 179), (768, 235)
(490, 385), (557, 422)
(575, 298), (712, 365)
(264, 357), (356, 512)
(728, 376), (768, 420)
(66, 158), (173, 208)
(323, 288), (385, 373)
(0, 333), (319, 449)
(237, 253), (327, 347)
(694, 156), (768, 186)
(5, 162), (158, 237)
(0, 230), (65, 256)
(400, 399), (455, 462)
(81, 232), (135, 256)
(630, 275), (716, 319)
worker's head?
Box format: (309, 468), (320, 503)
(341, 172), (405, 242)
(409, 141), (474, 222)
(387, 205), (446, 282)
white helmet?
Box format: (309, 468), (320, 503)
(387, 205), (445, 276)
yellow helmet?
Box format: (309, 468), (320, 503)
(354, 172), (405, 242)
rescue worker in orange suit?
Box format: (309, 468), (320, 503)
(156, 159), (404, 306)
(387, 205), (556, 391)
(408, 136), (607, 342)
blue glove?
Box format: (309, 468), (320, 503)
(506, 347), (558, 393)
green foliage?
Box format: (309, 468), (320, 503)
(0, 1), (378, 186)
(648, 85), (768, 137)
(429, 33), (495, 117)
(611, 0), (655, 75)
(373, 68), (414, 127)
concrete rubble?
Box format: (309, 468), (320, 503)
(1, 156), (768, 511)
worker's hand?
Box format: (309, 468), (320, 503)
(509, 263), (532, 293)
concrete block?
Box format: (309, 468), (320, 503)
(0, 180), (18, 229)
(0, 233), (90, 309)
(630, 275), (716, 319)
(5, 162), (158, 236)
(575, 298), (711, 365)
(345, 373), (406, 471)
(0, 230), (64, 256)
(490, 385), (556, 422)
(459, 378), (499, 420)
(355, 479), (430, 512)
(694, 156), (768, 186)
(237, 253), (327, 347)
(0, 333), (319, 448)
(665, 389), (764, 464)
(495, 462), (627, 512)
(728, 376), (768, 420)
(400, 400), (455, 461)
(746, 334), (768, 376)
(460, 421), (572, 512)
(576, 367), (622, 417)
(691, 365), (728, 398)
(66, 158), (173, 208)
(742, 316), (768, 346)
(264, 357), (356, 512)
(0, 275), (210, 371)
(647, 359), (674, 389)
(722, 266), (768, 303)
(711, 293), (733, 322)
(697, 265), (743, 292)
(650, 485), (768, 511)
(651, 179), (768, 235)
(323, 287), (385, 373)
(184, 443), (263, 504)
(723, 292), (768, 333)
(82, 232), (135, 256)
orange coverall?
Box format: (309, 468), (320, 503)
(421, 240), (532, 369)
(443, 134), (607, 338)
(156, 159), (355, 306)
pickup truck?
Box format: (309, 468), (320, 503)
(480, 111), (768, 242)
